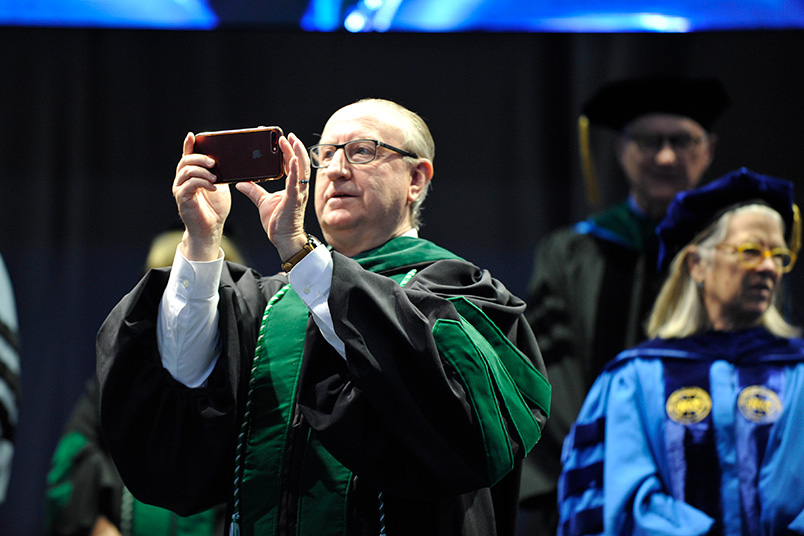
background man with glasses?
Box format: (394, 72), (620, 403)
(518, 76), (730, 535)
(96, 98), (550, 536)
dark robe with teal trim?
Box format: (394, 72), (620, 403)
(96, 236), (550, 536)
(558, 327), (804, 535)
(521, 200), (663, 519)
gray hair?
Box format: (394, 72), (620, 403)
(647, 203), (800, 339)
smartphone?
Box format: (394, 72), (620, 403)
(194, 126), (284, 183)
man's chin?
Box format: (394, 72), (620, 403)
(320, 211), (360, 233)
(645, 186), (687, 209)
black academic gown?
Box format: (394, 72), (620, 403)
(97, 237), (549, 536)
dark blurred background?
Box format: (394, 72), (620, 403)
(3, 1), (804, 534)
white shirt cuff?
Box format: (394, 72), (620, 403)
(158, 246), (223, 387)
(288, 245), (345, 358)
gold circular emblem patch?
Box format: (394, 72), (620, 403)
(666, 386), (712, 424)
(738, 385), (783, 423)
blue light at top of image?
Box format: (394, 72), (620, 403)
(0, 0), (218, 29)
(304, 0), (804, 33)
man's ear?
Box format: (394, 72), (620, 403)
(703, 133), (718, 169)
(615, 135), (627, 166)
(408, 159), (434, 203)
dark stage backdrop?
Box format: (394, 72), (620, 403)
(2, 27), (804, 535)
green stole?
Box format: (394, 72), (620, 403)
(233, 236), (551, 535)
(236, 237), (462, 536)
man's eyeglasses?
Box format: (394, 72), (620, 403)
(715, 242), (796, 272)
(309, 139), (418, 169)
(625, 133), (705, 155)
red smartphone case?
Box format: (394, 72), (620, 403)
(194, 126), (284, 183)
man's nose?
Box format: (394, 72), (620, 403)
(654, 140), (678, 164)
(325, 148), (351, 179)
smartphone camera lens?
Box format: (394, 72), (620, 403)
(271, 130), (279, 153)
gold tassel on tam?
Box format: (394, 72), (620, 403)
(578, 114), (600, 207)
(790, 203), (801, 265)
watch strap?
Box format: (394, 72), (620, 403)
(281, 234), (320, 273)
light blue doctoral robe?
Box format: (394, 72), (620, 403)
(558, 327), (804, 536)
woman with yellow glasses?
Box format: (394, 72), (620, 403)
(559, 168), (804, 536)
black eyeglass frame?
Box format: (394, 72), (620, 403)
(308, 139), (418, 169)
(624, 132), (706, 154)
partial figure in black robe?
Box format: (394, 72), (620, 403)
(45, 378), (225, 536)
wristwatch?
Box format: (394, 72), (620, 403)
(281, 234), (320, 273)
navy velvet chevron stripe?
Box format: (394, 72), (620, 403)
(564, 505), (604, 536)
(572, 417), (605, 449)
(562, 460), (603, 499)
(560, 417), (605, 534)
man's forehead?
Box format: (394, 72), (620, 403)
(624, 113), (707, 134)
(321, 103), (404, 140)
